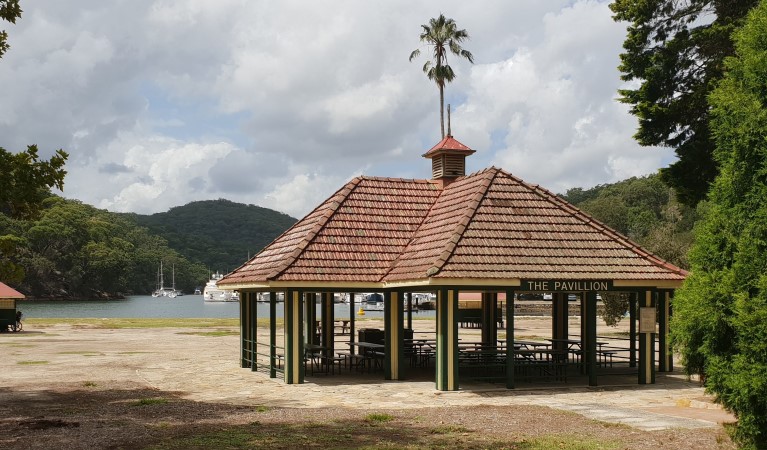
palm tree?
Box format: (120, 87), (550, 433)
(409, 14), (474, 138)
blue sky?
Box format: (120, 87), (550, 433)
(0, 0), (673, 218)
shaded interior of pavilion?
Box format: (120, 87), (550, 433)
(239, 286), (673, 391)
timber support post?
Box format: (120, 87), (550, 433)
(284, 289), (305, 384)
(505, 289), (515, 389)
(269, 291), (277, 378)
(384, 290), (405, 380)
(436, 288), (459, 391)
(638, 289), (656, 384)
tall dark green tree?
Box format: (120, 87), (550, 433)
(0, 145), (69, 220)
(409, 14), (474, 139)
(0, 0), (21, 59)
(672, 2), (767, 446)
(610, 0), (758, 206)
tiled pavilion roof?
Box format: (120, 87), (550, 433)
(219, 167), (686, 288)
(0, 282), (24, 299)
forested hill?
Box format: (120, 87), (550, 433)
(128, 199), (297, 273)
(560, 174), (696, 270)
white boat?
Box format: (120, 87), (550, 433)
(256, 292), (285, 302)
(152, 261), (176, 298)
(151, 262), (177, 298)
(360, 293), (384, 311)
(203, 272), (238, 302)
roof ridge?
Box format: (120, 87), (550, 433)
(264, 177), (363, 280)
(358, 175), (434, 183)
(379, 176), (446, 281)
(426, 168), (499, 277)
(497, 168), (688, 277)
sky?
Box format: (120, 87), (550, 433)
(0, 0), (673, 219)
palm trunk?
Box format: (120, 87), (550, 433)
(439, 84), (445, 138)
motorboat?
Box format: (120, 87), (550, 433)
(203, 272), (238, 302)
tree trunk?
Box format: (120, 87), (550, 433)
(439, 84), (445, 138)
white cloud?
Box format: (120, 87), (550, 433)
(1, 0), (674, 219)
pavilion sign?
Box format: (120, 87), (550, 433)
(521, 280), (612, 292)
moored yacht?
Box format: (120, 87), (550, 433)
(203, 272), (238, 302)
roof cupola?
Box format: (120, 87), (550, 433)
(422, 134), (475, 180)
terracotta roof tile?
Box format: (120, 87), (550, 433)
(219, 166), (687, 287)
(0, 282), (24, 299)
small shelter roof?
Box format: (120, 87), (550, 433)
(0, 282), (25, 299)
(220, 167), (686, 289)
(422, 135), (476, 158)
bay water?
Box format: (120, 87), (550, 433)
(19, 295), (436, 320)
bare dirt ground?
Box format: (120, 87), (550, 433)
(0, 317), (736, 449)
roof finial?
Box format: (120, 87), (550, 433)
(447, 104), (452, 136)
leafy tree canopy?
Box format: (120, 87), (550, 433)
(0, 0), (21, 59)
(672, 2), (767, 446)
(610, 0), (758, 206)
(0, 197), (209, 297)
(0, 145), (68, 220)
(561, 174), (697, 270)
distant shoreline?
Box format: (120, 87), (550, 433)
(20, 293), (127, 302)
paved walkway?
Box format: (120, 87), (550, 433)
(3, 325), (735, 432)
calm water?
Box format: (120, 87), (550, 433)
(19, 295), (437, 319)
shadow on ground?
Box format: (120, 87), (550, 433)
(0, 384), (733, 450)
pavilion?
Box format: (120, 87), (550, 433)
(0, 281), (25, 332)
(218, 135), (687, 391)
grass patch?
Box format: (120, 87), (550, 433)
(146, 420), (623, 450)
(254, 405), (271, 413)
(26, 318), (242, 329)
(177, 330), (239, 337)
(593, 420), (631, 430)
(17, 360), (48, 365)
(58, 351), (103, 356)
(364, 413), (394, 423)
(431, 424), (471, 434)
(132, 397), (169, 406)
(514, 435), (619, 449)
(598, 331), (630, 338)
(82, 381), (98, 387)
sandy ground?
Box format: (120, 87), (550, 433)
(0, 316), (737, 449)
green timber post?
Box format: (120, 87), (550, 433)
(579, 293), (587, 375)
(436, 288), (459, 391)
(629, 293), (637, 367)
(269, 291), (277, 378)
(667, 290), (673, 372)
(481, 292), (498, 345)
(349, 293), (356, 356)
(305, 293), (317, 345)
(505, 288), (515, 389)
(658, 290), (672, 372)
(552, 293), (569, 343)
(250, 292), (258, 371)
(240, 293), (250, 368)
(406, 292), (413, 331)
(638, 290), (656, 384)
(321, 293), (334, 360)
(284, 289), (305, 384)
(585, 291), (598, 386)
(384, 290), (405, 380)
